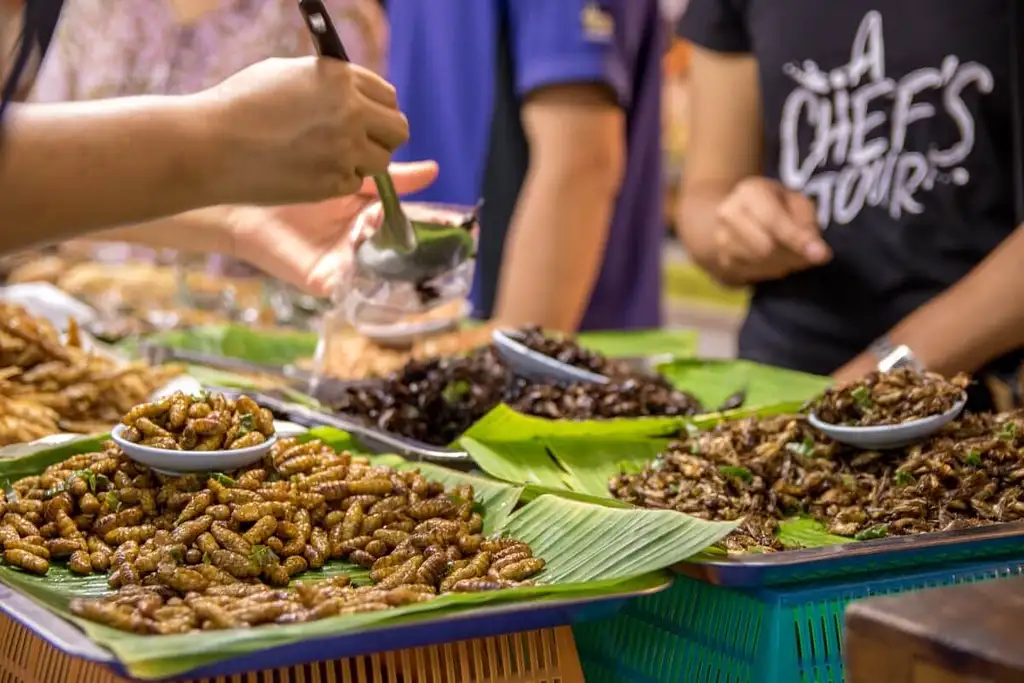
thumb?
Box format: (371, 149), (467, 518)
(358, 160), (440, 196)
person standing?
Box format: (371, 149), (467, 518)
(677, 0), (1024, 409)
(387, 0), (666, 332)
(0, 0), (432, 298)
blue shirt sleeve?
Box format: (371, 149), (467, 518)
(505, 0), (633, 108)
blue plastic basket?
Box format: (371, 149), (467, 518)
(573, 556), (1024, 683)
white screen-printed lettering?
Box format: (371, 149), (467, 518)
(778, 10), (994, 228)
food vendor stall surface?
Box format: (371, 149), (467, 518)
(846, 576), (1024, 683)
(0, 390), (719, 681)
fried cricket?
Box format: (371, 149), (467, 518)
(611, 409), (1024, 552)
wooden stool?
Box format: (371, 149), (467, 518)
(846, 575), (1024, 683)
(0, 609), (585, 683)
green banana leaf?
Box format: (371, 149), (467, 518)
(460, 404), (689, 444)
(461, 432), (858, 553)
(776, 517), (854, 549)
(458, 403), (809, 490)
(128, 325), (697, 367)
(120, 325), (318, 366)
(0, 431), (736, 680)
(127, 326), (826, 451)
(457, 358), (828, 445)
(575, 328), (697, 358)
(657, 359), (831, 410)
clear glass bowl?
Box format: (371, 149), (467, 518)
(335, 201), (477, 330)
(312, 201), (477, 381)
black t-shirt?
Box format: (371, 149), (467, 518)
(680, 0), (1020, 376)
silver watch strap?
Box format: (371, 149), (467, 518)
(872, 339), (923, 373)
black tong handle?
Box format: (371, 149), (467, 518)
(298, 0), (350, 61)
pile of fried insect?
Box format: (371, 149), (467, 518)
(612, 368), (1024, 552)
(0, 393), (545, 634)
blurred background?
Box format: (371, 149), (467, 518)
(658, 1), (744, 358)
(1, 0), (745, 358)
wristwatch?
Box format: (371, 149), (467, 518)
(869, 336), (923, 373)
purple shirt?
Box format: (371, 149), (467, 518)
(388, 0), (665, 330)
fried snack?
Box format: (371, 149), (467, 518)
(812, 368), (970, 426)
(610, 410), (1024, 552)
(325, 343), (703, 447)
(0, 304), (182, 446)
(1, 433), (544, 634)
(119, 392), (275, 451)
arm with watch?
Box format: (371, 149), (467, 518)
(833, 223), (1024, 382)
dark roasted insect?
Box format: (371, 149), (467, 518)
(324, 328), (705, 446)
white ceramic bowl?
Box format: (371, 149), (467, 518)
(807, 396), (967, 450)
(110, 423), (276, 475)
(491, 329), (609, 385)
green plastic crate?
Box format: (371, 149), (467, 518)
(573, 557), (1024, 683)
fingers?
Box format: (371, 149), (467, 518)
(306, 247), (353, 298)
(714, 178), (830, 281)
(351, 201), (383, 244)
(358, 161), (440, 196)
(782, 191), (831, 263)
(716, 201), (774, 262)
(735, 180), (818, 261)
(363, 99), (410, 153)
(355, 138), (394, 178)
(351, 64), (399, 108)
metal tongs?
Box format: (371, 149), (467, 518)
(297, 0), (476, 292)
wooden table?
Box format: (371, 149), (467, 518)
(846, 576), (1024, 683)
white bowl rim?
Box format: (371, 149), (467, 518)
(807, 395), (967, 435)
(110, 423), (278, 459)
(492, 328), (610, 384)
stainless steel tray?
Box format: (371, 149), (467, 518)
(213, 387), (476, 471)
(0, 577), (669, 681)
(678, 520), (1024, 587)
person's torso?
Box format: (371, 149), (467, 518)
(388, 0), (665, 331)
(735, 0), (1018, 372)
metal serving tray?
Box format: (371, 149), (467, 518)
(0, 578), (668, 682)
(678, 520), (1024, 587)
(211, 387), (476, 471)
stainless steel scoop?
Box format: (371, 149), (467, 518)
(297, 0), (476, 291)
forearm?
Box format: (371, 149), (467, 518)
(494, 165), (618, 332)
(837, 224), (1024, 379)
(676, 182), (744, 287)
(95, 206), (242, 257)
(0, 97), (221, 253)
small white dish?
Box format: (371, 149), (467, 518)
(491, 329), (609, 385)
(110, 423), (276, 475)
(807, 396), (967, 450)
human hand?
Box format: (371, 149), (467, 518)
(231, 161), (439, 297)
(712, 177), (832, 285)
(196, 56), (409, 206)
